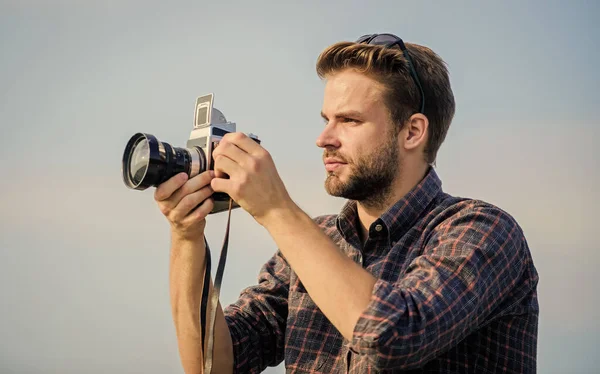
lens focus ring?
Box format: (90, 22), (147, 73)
(189, 147), (201, 177)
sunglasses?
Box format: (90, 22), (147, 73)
(356, 33), (425, 114)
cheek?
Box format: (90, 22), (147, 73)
(351, 142), (374, 163)
(339, 126), (385, 164)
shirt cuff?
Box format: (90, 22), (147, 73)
(223, 309), (248, 373)
(350, 278), (396, 354)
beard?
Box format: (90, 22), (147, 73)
(324, 130), (400, 210)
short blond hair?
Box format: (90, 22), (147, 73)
(316, 41), (455, 164)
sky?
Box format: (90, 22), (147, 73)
(0, 0), (598, 373)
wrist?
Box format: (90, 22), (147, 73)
(170, 224), (205, 242)
(170, 229), (206, 257)
(261, 200), (304, 231)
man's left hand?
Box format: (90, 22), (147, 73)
(210, 132), (295, 225)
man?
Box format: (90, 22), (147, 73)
(155, 33), (539, 373)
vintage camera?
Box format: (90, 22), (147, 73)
(121, 93), (260, 214)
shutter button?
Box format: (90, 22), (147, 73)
(375, 224), (383, 232)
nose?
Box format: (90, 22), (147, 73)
(316, 123), (341, 149)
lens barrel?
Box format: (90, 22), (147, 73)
(122, 133), (206, 190)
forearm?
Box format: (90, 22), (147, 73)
(169, 232), (234, 374)
(262, 205), (377, 341)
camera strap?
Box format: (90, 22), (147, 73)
(200, 199), (234, 374)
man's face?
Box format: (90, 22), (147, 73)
(317, 69), (400, 206)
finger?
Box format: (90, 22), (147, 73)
(214, 167), (227, 179)
(170, 185), (214, 221)
(169, 170), (215, 207)
(210, 177), (234, 195)
(184, 197), (215, 224)
(212, 140), (249, 166)
(214, 154), (244, 179)
(222, 132), (263, 155)
(155, 173), (188, 201)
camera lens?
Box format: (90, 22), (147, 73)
(122, 133), (206, 190)
(129, 139), (150, 186)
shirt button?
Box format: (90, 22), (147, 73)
(375, 224), (383, 232)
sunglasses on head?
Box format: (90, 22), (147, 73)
(356, 33), (425, 114)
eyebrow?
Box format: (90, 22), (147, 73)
(320, 110), (364, 121)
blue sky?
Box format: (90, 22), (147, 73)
(1, 1), (598, 373)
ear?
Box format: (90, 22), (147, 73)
(402, 113), (428, 151)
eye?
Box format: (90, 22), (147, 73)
(342, 117), (359, 124)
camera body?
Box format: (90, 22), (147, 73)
(121, 93), (259, 215)
(188, 93), (259, 214)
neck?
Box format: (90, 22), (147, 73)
(356, 162), (429, 243)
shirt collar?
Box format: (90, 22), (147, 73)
(336, 166), (443, 247)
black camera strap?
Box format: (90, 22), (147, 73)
(200, 199), (233, 374)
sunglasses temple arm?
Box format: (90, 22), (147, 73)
(402, 50), (426, 114)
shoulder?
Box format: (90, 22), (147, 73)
(432, 193), (522, 231)
(428, 195), (539, 296)
(427, 194), (529, 256)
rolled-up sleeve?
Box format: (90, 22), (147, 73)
(351, 204), (530, 370)
(223, 250), (290, 374)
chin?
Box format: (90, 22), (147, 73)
(324, 175), (346, 196)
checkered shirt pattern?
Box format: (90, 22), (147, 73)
(223, 167), (539, 373)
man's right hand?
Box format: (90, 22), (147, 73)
(154, 171), (216, 241)
(157, 170), (233, 374)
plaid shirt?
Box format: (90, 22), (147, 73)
(224, 167), (539, 373)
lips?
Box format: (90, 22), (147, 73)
(324, 158), (346, 172)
